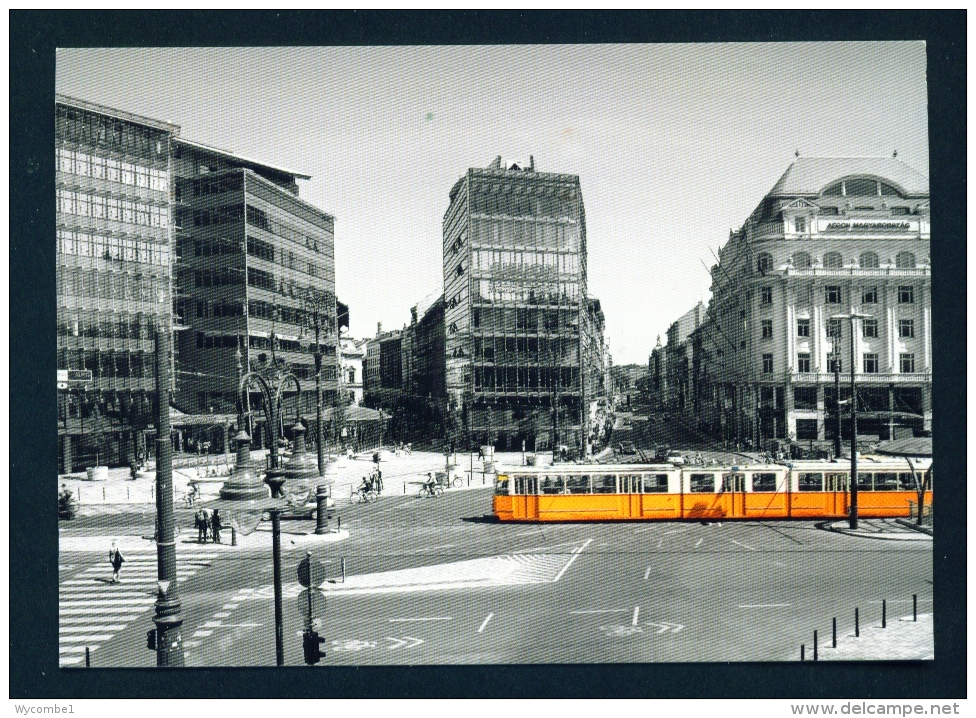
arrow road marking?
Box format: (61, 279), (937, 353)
(643, 567), (651, 580)
(632, 606), (640, 626)
(389, 617), (452, 622)
(644, 621), (684, 634)
(387, 636), (424, 649)
(478, 613), (494, 633)
(695, 538), (703, 547)
(571, 609), (629, 615)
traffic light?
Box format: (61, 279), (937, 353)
(302, 629), (325, 665)
(146, 628), (157, 651)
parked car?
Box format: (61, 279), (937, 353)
(617, 441), (637, 455)
(667, 450), (686, 466)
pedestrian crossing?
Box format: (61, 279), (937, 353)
(59, 547), (217, 667)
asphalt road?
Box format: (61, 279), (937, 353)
(61, 487), (932, 666)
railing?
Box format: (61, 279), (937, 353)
(784, 267), (930, 277)
(792, 372), (931, 384)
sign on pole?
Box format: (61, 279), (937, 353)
(297, 556), (326, 588)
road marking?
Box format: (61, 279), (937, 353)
(570, 609), (629, 614)
(738, 604), (791, 608)
(193, 630), (213, 637)
(416, 544), (456, 552)
(869, 599), (932, 604)
(60, 625), (125, 632)
(389, 617), (452, 622)
(695, 538), (703, 547)
(634, 526), (658, 534)
(644, 621), (684, 634)
(213, 623), (263, 627)
(213, 612), (231, 618)
(656, 537), (664, 548)
(60, 635), (112, 643)
(478, 613), (494, 633)
(60, 607), (147, 615)
(663, 527), (690, 535)
(386, 636), (424, 649)
(730, 539), (755, 551)
(643, 567), (651, 580)
(61, 599), (154, 607)
(632, 606), (640, 626)
(222, 604), (239, 610)
(552, 538), (593, 582)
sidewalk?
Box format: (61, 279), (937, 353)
(818, 613), (933, 660)
(59, 527), (351, 553)
(827, 518), (931, 542)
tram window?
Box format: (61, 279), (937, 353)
(874, 472), (898, 491)
(592, 474), (616, 494)
(514, 475), (538, 495)
(567, 475), (591, 494)
(540, 475), (563, 494)
(752, 473), (778, 492)
(898, 472), (915, 490)
(690, 474), (715, 493)
(642, 474), (668, 493)
(855, 473), (873, 490)
(825, 473), (848, 492)
(494, 477), (509, 496)
(798, 473), (823, 491)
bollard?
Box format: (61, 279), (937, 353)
(882, 599), (886, 628)
(832, 617), (837, 648)
(314, 485), (330, 535)
(855, 607), (859, 637)
(341, 557), (345, 583)
(338, 516), (341, 532)
(800, 644), (805, 661)
(813, 630), (818, 661)
(231, 526), (237, 547)
(85, 646), (90, 667)
(403, 483), (406, 495)
(913, 594), (917, 621)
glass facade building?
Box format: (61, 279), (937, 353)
(172, 138), (338, 451)
(56, 95), (178, 471)
(443, 157), (592, 452)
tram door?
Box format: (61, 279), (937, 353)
(619, 474), (641, 518)
(825, 472), (849, 516)
(514, 475), (538, 519)
(722, 473), (746, 517)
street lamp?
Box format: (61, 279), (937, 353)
(832, 309), (872, 530)
(301, 290), (334, 477)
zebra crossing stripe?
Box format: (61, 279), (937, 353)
(61, 625), (126, 632)
(61, 599), (155, 607)
(60, 635), (113, 643)
(61, 607), (149, 615)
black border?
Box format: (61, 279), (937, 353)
(10, 10), (966, 699)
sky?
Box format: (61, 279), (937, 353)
(56, 43), (929, 365)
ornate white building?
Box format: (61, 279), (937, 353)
(692, 156), (930, 447)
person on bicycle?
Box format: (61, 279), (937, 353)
(424, 472), (438, 497)
(187, 482), (200, 506)
(359, 475), (372, 498)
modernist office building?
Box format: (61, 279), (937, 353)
(442, 156), (603, 453)
(56, 95), (179, 471)
(172, 137), (338, 450)
(692, 156), (931, 446)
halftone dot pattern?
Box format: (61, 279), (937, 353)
(55, 43), (931, 667)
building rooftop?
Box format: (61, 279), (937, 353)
(174, 137), (311, 181)
(768, 156), (929, 197)
(56, 93), (181, 135)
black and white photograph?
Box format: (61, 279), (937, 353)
(48, 41), (940, 670)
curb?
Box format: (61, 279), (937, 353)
(894, 518), (934, 536)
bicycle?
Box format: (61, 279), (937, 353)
(419, 484), (444, 498)
(180, 489), (199, 508)
(451, 475), (464, 489)
(354, 487), (378, 504)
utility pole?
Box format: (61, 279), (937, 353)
(833, 310), (871, 530)
(833, 367), (842, 459)
(152, 320), (183, 666)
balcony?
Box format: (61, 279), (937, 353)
(784, 266), (930, 278)
(792, 372), (931, 384)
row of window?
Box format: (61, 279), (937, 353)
(56, 148), (169, 192)
(57, 312), (157, 340)
(175, 173), (242, 201)
(472, 306), (578, 334)
(758, 251), (918, 274)
(788, 317), (916, 339)
(505, 471), (924, 495)
(761, 352), (917, 374)
(471, 249), (581, 275)
(245, 335), (336, 357)
(246, 204), (330, 253)
(474, 279), (582, 305)
(58, 266), (169, 304)
(57, 189), (170, 229)
(58, 229), (170, 267)
(57, 348), (154, 378)
(474, 366), (579, 392)
(194, 300), (244, 318)
(246, 237), (327, 278)
(759, 285), (916, 306)
(468, 191), (579, 221)
(467, 217), (579, 253)
(248, 299), (336, 330)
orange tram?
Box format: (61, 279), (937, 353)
(492, 458), (932, 522)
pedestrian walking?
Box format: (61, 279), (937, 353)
(373, 467), (383, 495)
(195, 508), (207, 543)
(108, 541), (125, 583)
(211, 509), (222, 544)
(203, 508), (213, 543)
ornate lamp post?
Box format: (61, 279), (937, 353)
(301, 289), (335, 476)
